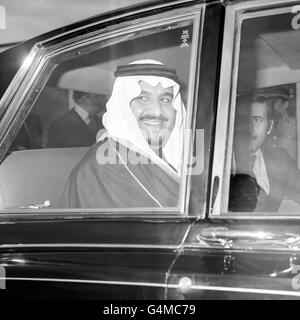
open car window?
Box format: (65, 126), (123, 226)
(0, 7), (207, 215)
(218, 2), (300, 216)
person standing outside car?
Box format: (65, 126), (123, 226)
(59, 59), (186, 209)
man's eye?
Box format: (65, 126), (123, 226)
(161, 96), (172, 104)
(134, 96), (148, 103)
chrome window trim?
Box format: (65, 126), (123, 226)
(180, 8), (204, 216)
(210, 3), (237, 216)
(0, 212), (198, 223)
(0, 277), (299, 298)
(0, 276), (170, 289)
(224, 0), (299, 11)
(176, 283), (300, 298)
(0, 5), (205, 218)
(0, 48), (51, 143)
(210, 0), (300, 220)
(0, 243), (180, 250)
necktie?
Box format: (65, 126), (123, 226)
(88, 114), (100, 133)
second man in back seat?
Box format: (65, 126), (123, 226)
(47, 90), (106, 148)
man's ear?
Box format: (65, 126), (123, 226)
(267, 120), (274, 135)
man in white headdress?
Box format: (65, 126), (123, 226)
(59, 60), (186, 208)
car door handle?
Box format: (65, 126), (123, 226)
(197, 227), (300, 249)
(18, 200), (51, 209)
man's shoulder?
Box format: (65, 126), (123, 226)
(261, 144), (295, 176)
(53, 109), (81, 125)
(262, 144), (290, 160)
(71, 138), (112, 170)
(69, 138), (134, 186)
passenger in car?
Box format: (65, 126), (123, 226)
(47, 90), (106, 148)
(9, 113), (42, 152)
(265, 88), (297, 160)
(58, 59), (186, 208)
(230, 93), (300, 212)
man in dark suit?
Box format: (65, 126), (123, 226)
(47, 91), (107, 148)
(229, 93), (300, 212)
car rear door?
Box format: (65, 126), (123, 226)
(167, 0), (300, 300)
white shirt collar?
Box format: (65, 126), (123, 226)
(74, 104), (90, 125)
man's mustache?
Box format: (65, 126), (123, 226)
(139, 115), (168, 121)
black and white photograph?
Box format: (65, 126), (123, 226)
(1, 0), (300, 307)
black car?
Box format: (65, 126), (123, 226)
(0, 0), (300, 300)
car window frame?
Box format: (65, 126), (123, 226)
(0, 4), (205, 218)
(210, 0), (300, 219)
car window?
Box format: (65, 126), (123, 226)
(0, 8), (207, 214)
(225, 3), (300, 215)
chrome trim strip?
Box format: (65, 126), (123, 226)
(0, 276), (299, 298)
(0, 46), (40, 109)
(45, 12), (198, 60)
(208, 214), (300, 220)
(0, 213), (197, 223)
(0, 276), (169, 288)
(226, 0), (299, 11)
(0, 243), (179, 250)
(188, 284), (300, 297)
(0, 52), (54, 162)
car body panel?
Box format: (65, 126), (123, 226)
(0, 217), (192, 298)
(167, 219), (300, 299)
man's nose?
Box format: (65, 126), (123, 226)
(150, 99), (163, 116)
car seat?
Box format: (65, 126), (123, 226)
(0, 147), (88, 210)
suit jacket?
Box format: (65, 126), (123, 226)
(47, 109), (98, 148)
(259, 144), (300, 212)
(232, 143), (300, 212)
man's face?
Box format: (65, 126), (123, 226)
(235, 102), (270, 153)
(130, 80), (176, 153)
(85, 93), (107, 115)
